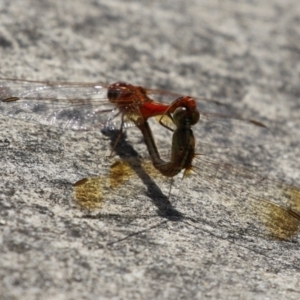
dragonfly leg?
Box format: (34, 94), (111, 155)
(109, 114), (125, 157)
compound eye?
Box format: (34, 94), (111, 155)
(172, 107), (187, 126)
(107, 88), (122, 103)
(190, 110), (200, 125)
(107, 82), (133, 103)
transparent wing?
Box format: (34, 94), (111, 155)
(146, 88), (231, 114)
(156, 108), (273, 154)
(187, 156), (300, 240)
(148, 88), (273, 150)
(0, 78), (272, 150)
(0, 78), (138, 131)
(73, 154), (300, 240)
(193, 113), (273, 152)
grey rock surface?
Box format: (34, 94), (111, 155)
(0, 0), (300, 299)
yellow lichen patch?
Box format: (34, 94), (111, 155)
(74, 177), (104, 210)
(285, 185), (300, 213)
(73, 159), (171, 211)
(257, 200), (300, 240)
(109, 160), (135, 188)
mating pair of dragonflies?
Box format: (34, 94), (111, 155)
(0, 78), (299, 240)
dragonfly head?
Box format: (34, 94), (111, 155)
(172, 106), (200, 127)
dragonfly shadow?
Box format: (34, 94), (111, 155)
(102, 129), (183, 220)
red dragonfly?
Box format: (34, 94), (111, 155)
(0, 78), (271, 155)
